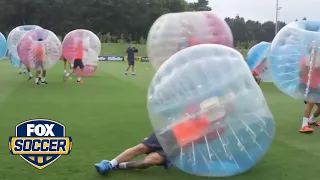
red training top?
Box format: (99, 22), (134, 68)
(75, 42), (84, 60)
(300, 57), (320, 88)
(34, 45), (44, 61)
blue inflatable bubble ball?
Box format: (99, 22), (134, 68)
(147, 44), (275, 177)
(269, 20), (320, 103)
(7, 51), (20, 67)
(0, 32), (7, 60)
(246, 42), (272, 82)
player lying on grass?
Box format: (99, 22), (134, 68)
(299, 52), (320, 133)
(95, 94), (231, 174)
(34, 38), (48, 86)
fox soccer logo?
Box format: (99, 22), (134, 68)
(8, 119), (72, 169)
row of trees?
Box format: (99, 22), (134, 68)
(0, 0), (292, 46)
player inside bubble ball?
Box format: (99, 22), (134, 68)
(298, 47), (320, 133)
(64, 38), (86, 83)
(34, 38), (48, 86)
(94, 93), (233, 174)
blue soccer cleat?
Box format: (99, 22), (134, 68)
(94, 160), (112, 174)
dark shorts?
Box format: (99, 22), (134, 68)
(35, 61), (44, 69)
(299, 83), (320, 102)
(141, 133), (172, 169)
(73, 59), (84, 69)
(128, 59), (134, 66)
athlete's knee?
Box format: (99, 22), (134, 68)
(143, 153), (164, 168)
(129, 143), (149, 155)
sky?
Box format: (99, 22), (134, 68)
(187, 0), (320, 23)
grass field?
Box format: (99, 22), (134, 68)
(0, 44), (319, 180)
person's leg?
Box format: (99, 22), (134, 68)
(117, 152), (166, 170)
(19, 61), (23, 74)
(131, 61), (135, 75)
(95, 133), (162, 174)
(26, 66), (33, 81)
(110, 143), (151, 167)
(35, 67), (41, 86)
(300, 102), (314, 133)
(64, 60), (67, 74)
(125, 65), (131, 75)
(41, 66), (48, 84)
(77, 61), (84, 83)
(95, 143), (151, 174)
(65, 60), (77, 80)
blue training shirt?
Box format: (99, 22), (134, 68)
(126, 47), (135, 61)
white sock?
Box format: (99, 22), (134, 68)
(110, 159), (118, 168)
(309, 115), (316, 123)
(42, 77), (45, 82)
(29, 72), (32, 77)
(64, 69), (67, 73)
(77, 77), (81, 81)
(66, 73), (70, 77)
(118, 162), (127, 169)
(302, 117), (309, 127)
(35, 78), (39, 83)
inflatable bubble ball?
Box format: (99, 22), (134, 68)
(147, 44), (275, 177)
(147, 11), (233, 70)
(17, 28), (62, 69)
(62, 29), (101, 77)
(269, 20), (320, 103)
(0, 32), (7, 60)
(8, 53), (20, 67)
(246, 42), (272, 82)
(7, 25), (42, 67)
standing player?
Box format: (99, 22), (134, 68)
(124, 44), (138, 76)
(299, 51), (320, 133)
(64, 39), (85, 83)
(34, 38), (48, 86)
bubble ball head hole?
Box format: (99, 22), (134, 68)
(148, 44), (275, 177)
(269, 20), (320, 103)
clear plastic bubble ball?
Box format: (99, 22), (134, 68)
(147, 11), (233, 70)
(7, 25), (42, 66)
(17, 29), (62, 69)
(62, 29), (101, 77)
(269, 21), (320, 102)
(75, 65), (97, 77)
(246, 42), (272, 82)
(8, 53), (20, 67)
(147, 44), (275, 177)
(0, 32), (7, 60)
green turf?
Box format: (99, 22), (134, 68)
(101, 43), (147, 56)
(0, 45), (319, 180)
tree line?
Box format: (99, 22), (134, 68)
(0, 0), (290, 47)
